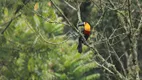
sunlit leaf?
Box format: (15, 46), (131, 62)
(34, 2), (39, 11)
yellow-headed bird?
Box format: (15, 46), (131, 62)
(77, 22), (91, 53)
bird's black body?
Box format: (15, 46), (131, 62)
(77, 33), (89, 53)
(77, 22), (91, 53)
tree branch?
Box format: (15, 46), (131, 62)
(64, 1), (77, 11)
(1, 14), (21, 34)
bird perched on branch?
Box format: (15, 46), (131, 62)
(77, 22), (91, 53)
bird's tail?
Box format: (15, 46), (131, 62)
(77, 37), (82, 53)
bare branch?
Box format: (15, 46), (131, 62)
(64, 1), (77, 11)
(77, 2), (82, 22)
(107, 41), (127, 76)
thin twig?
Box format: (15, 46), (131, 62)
(135, 0), (142, 36)
(64, 1), (77, 11)
(35, 11), (70, 26)
(92, 11), (105, 31)
(26, 19), (71, 45)
(1, 19), (13, 34)
(107, 41), (127, 76)
(77, 2), (82, 22)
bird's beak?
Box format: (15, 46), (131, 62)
(78, 22), (84, 26)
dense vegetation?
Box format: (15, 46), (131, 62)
(0, 0), (142, 80)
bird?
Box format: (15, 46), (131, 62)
(77, 22), (91, 53)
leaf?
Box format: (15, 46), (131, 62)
(73, 62), (98, 77)
(4, 8), (8, 17)
(28, 57), (35, 72)
(33, 14), (40, 27)
(34, 2), (39, 11)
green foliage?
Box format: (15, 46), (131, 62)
(47, 44), (100, 80)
